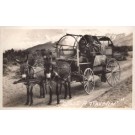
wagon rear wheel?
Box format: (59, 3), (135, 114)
(106, 58), (120, 87)
(83, 68), (95, 94)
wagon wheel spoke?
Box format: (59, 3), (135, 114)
(111, 75), (114, 86)
(84, 79), (94, 86)
(106, 72), (113, 84)
(84, 83), (88, 89)
(106, 68), (112, 72)
(89, 81), (95, 86)
(113, 74), (118, 85)
(112, 67), (120, 72)
(112, 74), (116, 85)
(113, 72), (119, 85)
(112, 68), (120, 84)
(113, 72), (120, 82)
(106, 73), (112, 80)
(107, 74), (113, 86)
(84, 82), (94, 93)
(83, 77), (88, 81)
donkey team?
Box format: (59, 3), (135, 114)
(14, 50), (72, 106)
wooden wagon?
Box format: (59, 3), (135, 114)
(54, 33), (121, 94)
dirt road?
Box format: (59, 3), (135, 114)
(3, 58), (132, 108)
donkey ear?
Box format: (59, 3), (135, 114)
(23, 54), (28, 63)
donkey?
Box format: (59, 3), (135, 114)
(43, 51), (72, 105)
(14, 53), (46, 106)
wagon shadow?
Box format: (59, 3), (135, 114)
(60, 81), (103, 97)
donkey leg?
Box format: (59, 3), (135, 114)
(29, 85), (33, 106)
(42, 82), (45, 98)
(39, 83), (43, 98)
(59, 83), (62, 95)
(45, 82), (47, 94)
(25, 85), (29, 105)
(56, 82), (60, 104)
(68, 82), (72, 99)
(48, 83), (52, 105)
(64, 82), (67, 99)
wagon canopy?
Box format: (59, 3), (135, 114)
(56, 34), (81, 58)
(56, 34), (102, 58)
(57, 34), (81, 47)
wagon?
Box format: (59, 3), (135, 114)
(54, 33), (121, 94)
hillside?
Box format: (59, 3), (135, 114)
(27, 41), (56, 53)
(25, 33), (133, 56)
(111, 33), (133, 46)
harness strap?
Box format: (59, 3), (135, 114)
(27, 64), (46, 78)
(52, 70), (70, 83)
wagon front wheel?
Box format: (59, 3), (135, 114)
(83, 68), (95, 94)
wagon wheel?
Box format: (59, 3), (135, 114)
(83, 68), (95, 94)
(106, 58), (120, 87)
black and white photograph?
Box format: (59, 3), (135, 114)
(1, 1), (135, 135)
(1, 27), (133, 108)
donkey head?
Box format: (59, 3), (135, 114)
(15, 53), (35, 79)
(43, 51), (54, 79)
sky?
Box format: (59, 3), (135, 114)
(0, 26), (134, 51)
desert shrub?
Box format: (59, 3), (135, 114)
(3, 64), (10, 76)
(3, 49), (29, 64)
(3, 58), (11, 76)
(3, 58), (8, 64)
(113, 46), (129, 56)
(3, 49), (26, 75)
(127, 46), (133, 51)
(13, 69), (21, 79)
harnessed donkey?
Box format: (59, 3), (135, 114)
(43, 51), (72, 105)
(14, 53), (46, 105)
